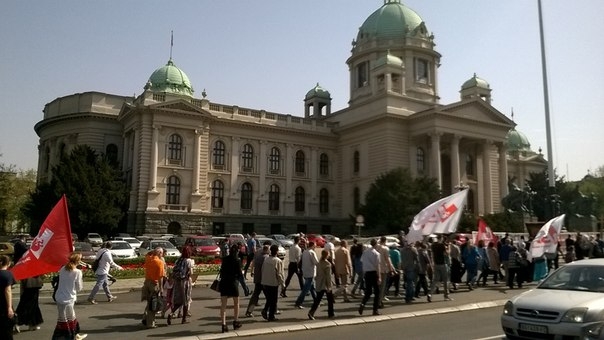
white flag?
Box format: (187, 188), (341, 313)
(410, 189), (468, 237)
(529, 214), (565, 259)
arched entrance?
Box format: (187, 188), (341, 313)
(167, 221), (182, 235)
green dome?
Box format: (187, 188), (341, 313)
(147, 59), (194, 97)
(357, 1), (425, 41)
(461, 73), (490, 90)
(305, 83), (331, 100)
(374, 50), (404, 68)
(506, 128), (532, 152)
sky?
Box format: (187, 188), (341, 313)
(1, 0), (603, 181)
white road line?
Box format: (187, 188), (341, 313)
(472, 335), (506, 340)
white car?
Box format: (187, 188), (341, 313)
(501, 258), (604, 339)
(114, 236), (142, 250)
(138, 239), (181, 257)
(267, 234), (294, 248)
(256, 238), (286, 260)
(85, 233), (104, 247)
(108, 240), (137, 259)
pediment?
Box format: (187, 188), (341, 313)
(439, 99), (514, 126)
(149, 100), (208, 116)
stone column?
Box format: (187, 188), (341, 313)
(149, 125), (159, 192)
(498, 143), (509, 201)
(450, 135), (461, 192)
(430, 132), (442, 189)
(129, 128), (139, 211)
(192, 129), (201, 194)
(482, 140), (493, 214)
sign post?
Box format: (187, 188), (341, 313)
(355, 215), (365, 238)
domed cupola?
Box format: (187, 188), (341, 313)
(146, 59), (194, 97)
(506, 128), (532, 153)
(356, 0), (427, 43)
(460, 73), (492, 104)
(304, 83), (332, 118)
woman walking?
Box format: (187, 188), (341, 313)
(167, 247), (193, 325)
(16, 275), (44, 331)
(52, 252), (87, 340)
(218, 244), (243, 333)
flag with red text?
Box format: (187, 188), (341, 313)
(529, 214), (565, 259)
(11, 195), (73, 280)
(408, 189), (468, 242)
(474, 218), (499, 245)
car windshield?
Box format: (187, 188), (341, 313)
(74, 242), (93, 251)
(192, 238), (215, 246)
(272, 235), (284, 240)
(112, 242), (132, 250)
(153, 241), (176, 250)
(123, 238), (138, 244)
(539, 265), (604, 292)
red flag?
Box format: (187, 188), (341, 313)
(11, 195), (73, 280)
(474, 218), (498, 245)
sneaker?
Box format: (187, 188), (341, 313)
(245, 312), (253, 318)
(307, 313), (315, 320)
(444, 296), (453, 301)
(372, 311), (381, 316)
(275, 310), (282, 315)
(108, 296), (117, 302)
(427, 294), (432, 302)
(383, 297), (390, 301)
(87, 298), (97, 305)
(28, 326), (41, 331)
(75, 334), (88, 340)
(294, 304), (304, 309)
(358, 303), (364, 315)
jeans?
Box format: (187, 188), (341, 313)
(351, 270), (364, 294)
(295, 277), (317, 306)
(88, 274), (112, 299)
(237, 275), (250, 295)
(246, 282), (263, 314)
(403, 270), (416, 301)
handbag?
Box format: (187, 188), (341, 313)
(210, 273), (221, 292)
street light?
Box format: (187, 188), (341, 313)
(355, 214), (364, 237)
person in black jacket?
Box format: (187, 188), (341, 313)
(218, 244), (243, 333)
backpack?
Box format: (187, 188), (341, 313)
(171, 258), (188, 280)
(92, 251), (106, 272)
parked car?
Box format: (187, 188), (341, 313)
(113, 236), (142, 250)
(0, 242), (14, 256)
(501, 258), (604, 339)
(108, 240), (137, 259)
(184, 236), (221, 258)
(322, 234), (341, 245)
(267, 234), (294, 248)
(256, 238), (286, 260)
(85, 233), (104, 247)
(138, 239), (181, 257)
(73, 241), (97, 262)
(306, 234), (326, 248)
(169, 236), (188, 251)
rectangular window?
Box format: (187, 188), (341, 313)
(415, 58), (429, 84)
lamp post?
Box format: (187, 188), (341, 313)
(355, 214), (364, 238)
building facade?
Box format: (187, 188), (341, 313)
(34, 1), (545, 236)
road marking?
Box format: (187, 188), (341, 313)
(472, 335), (505, 340)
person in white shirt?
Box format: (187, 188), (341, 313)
(294, 241), (318, 308)
(281, 236), (303, 298)
(52, 253), (87, 340)
(87, 241), (122, 304)
(359, 238), (381, 316)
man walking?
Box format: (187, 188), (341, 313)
(87, 241), (122, 304)
(376, 236), (395, 306)
(141, 248), (164, 328)
(359, 238), (381, 316)
(428, 235), (452, 302)
(294, 241), (318, 308)
(261, 245), (284, 322)
(245, 243), (270, 317)
(281, 236), (303, 298)
(243, 232), (257, 279)
(400, 241), (418, 303)
(334, 240), (352, 302)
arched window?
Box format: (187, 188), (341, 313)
(269, 147), (280, 174)
(166, 176), (180, 205)
(295, 186), (305, 212)
(240, 182), (253, 210)
(353, 151), (360, 174)
(319, 188), (329, 213)
(268, 184), (280, 211)
(211, 180), (224, 208)
(213, 140), (226, 167)
(466, 155), (474, 176)
(319, 153), (329, 176)
(106, 144), (119, 165)
(168, 134), (183, 161)
(295, 150), (305, 174)
(242, 144), (254, 170)
(417, 147), (425, 173)
(353, 187), (360, 212)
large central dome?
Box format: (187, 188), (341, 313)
(357, 0), (426, 41)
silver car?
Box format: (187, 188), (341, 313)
(501, 258), (604, 339)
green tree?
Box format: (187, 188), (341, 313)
(526, 170), (567, 221)
(0, 157), (36, 234)
(23, 145), (128, 238)
(359, 167), (440, 234)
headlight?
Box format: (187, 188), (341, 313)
(562, 308), (588, 323)
(503, 301), (513, 316)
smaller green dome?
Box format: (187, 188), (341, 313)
(305, 83), (331, 100)
(506, 128), (532, 152)
(374, 50), (403, 69)
(147, 59), (194, 97)
(461, 73), (490, 90)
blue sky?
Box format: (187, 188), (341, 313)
(1, 0), (603, 181)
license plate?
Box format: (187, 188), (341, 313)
(519, 323), (548, 334)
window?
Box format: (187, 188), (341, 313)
(166, 176), (180, 205)
(269, 147), (280, 174)
(357, 61), (368, 88)
(354, 187), (360, 212)
(168, 134), (183, 161)
(295, 150), (305, 174)
(417, 147), (425, 173)
(240, 182), (253, 210)
(106, 144), (119, 165)
(415, 58), (429, 84)
(319, 153), (329, 176)
(213, 140), (226, 167)
(353, 151), (360, 174)
(466, 155), (474, 176)
(211, 180), (224, 208)
(242, 144), (254, 171)
(319, 188), (329, 213)
(268, 184), (280, 211)
(295, 186), (305, 212)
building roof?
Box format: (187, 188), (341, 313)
(357, 0), (425, 41)
(305, 83), (331, 100)
(506, 127), (532, 152)
(146, 59), (194, 97)
(461, 73), (490, 90)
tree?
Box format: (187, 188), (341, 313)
(22, 145), (128, 238)
(0, 156), (36, 234)
(525, 170), (567, 221)
(359, 167), (440, 234)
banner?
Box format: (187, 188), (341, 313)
(529, 214), (565, 259)
(474, 218), (498, 245)
(408, 189), (468, 243)
(11, 195), (73, 280)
